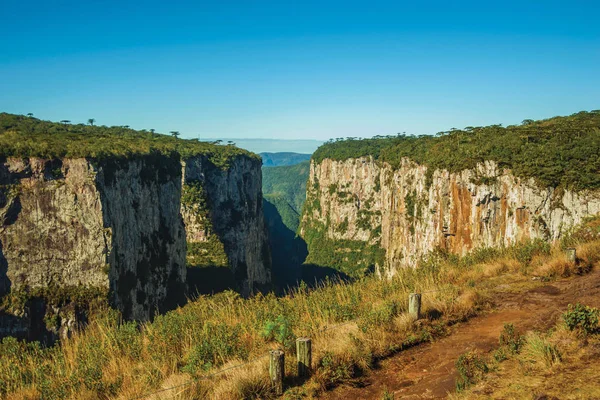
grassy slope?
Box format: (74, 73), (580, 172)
(3, 217), (599, 399)
(312, 110), (600, 191)
(0, 113), (257, 167)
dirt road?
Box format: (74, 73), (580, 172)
(323, 269), (600, 399)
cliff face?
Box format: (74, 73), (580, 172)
(182, 155), (271, 295)
(0, 152), (272, 340)
(300, 157), (600, 276)
(0, 155), (186, 339)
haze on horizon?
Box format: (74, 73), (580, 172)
(1, 1), (598, 142)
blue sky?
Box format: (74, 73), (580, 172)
(1, 0), (598, 142)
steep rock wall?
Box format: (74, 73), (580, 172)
(300, 157), (600, 276)
(0, 155), (186, 340)
(182, 155), (271, 295)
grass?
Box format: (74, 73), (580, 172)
(2, 217), (600, 399)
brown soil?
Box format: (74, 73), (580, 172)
(322, 269), (600, 400)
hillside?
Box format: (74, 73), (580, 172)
(260, 152), (312, 167)
(3, 216), (599, 399)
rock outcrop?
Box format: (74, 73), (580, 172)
(300, 157), (600, 276)
(182, 155), (271, 295)
(0, 155), (186, 332)
(0, 152), (271, 340)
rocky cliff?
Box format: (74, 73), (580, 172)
(0, 154), (271, 341)
(300, 157), (600, 276)
(0, 155), (187, 339)
(182, 155), (271, 295)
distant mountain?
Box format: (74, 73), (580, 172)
(260, 152), (311, 167)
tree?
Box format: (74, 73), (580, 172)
(170, 131), (180, 139)
(88, 118), (95, 126)
(150, 129), (155, 134)
(26, 113), (33, 117)
(60, 120), (70, 125)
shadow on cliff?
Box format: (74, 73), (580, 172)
(263, 199), (352, 294)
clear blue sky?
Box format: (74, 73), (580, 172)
(1, 0), (598, 141)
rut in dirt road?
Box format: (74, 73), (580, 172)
(323, 269), (600, 400)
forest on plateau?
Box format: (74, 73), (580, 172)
(0, 113), (256, 167)
(313, 110), (600, 191)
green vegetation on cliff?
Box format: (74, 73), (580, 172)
(0, 113), (258, 168)
(312, 110), (600, 191)
(262, 160), (311, 288)
(262, 160), (310, 213)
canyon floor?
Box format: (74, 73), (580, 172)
(322, 268), (600, 400)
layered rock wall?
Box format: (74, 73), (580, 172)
(300, 157), (600, 276)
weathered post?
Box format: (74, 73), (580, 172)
(269, 350), (285, 395)
(409, 293), (422, 320)
(296, 337), (312, 378)
(566, 248), (577, 263)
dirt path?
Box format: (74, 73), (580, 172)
(323, 269), (600, 400)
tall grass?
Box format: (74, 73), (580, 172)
(2, 219), (600, 399)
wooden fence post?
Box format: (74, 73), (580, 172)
(409, 293), (422, 320)
(296, 337), (312, 378)
(566, 248), (577, 263)
(269, 350), (285, 395)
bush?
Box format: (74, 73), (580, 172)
(562, 304), (599, 335)
(261, 315), (296, 351)
(455, 351), (489, 391)
(499, 323), (524, 354)
(183, 322), (247, 374)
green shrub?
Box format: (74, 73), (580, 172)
(261, 315), (297, 351)
(499, 323), (524, 354)
(455, 351), (489, 391)
(563, 304), (599, 335)
(318, 352), (355, 387)
(493, 347), (508, 362)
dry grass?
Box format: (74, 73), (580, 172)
(2, 218), (600, 399)
(451, 312), (600, 400)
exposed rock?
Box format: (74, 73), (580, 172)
(0, 152), (272, 341)
(182, 155), (271, 295)
(300, 157), (600, 276)
(0, 155), (186, 324)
